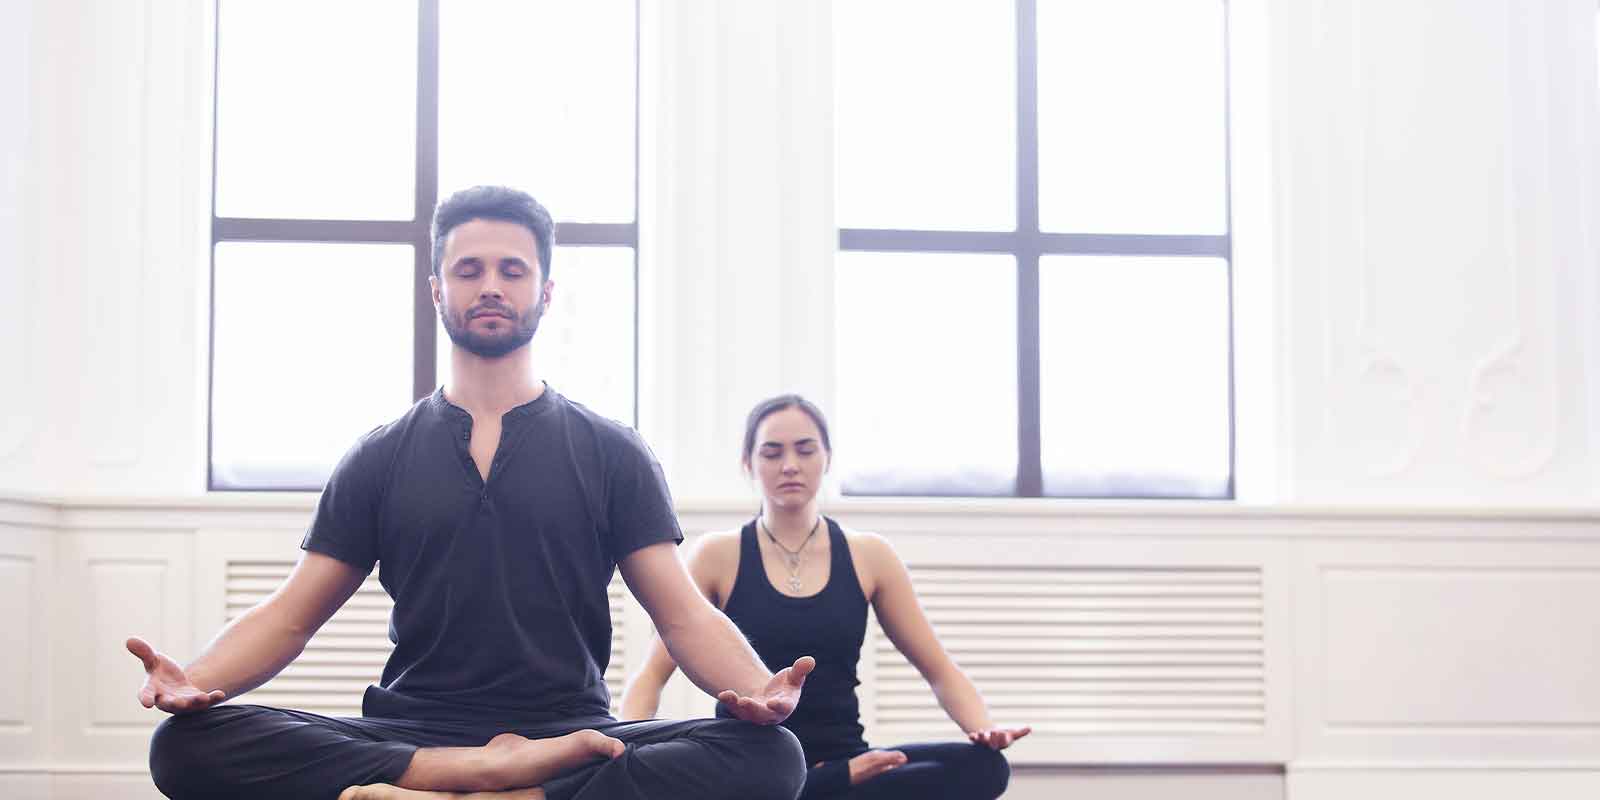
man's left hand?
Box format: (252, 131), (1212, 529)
(717, 656), (815, 725)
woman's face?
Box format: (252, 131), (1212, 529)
(747, 407), (830, 511)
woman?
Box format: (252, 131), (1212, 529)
(621, 394), (1029, 799)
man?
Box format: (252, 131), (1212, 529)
(129, 185), (811, 800)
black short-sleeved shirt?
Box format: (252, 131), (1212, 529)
(301, 386), (682, 724)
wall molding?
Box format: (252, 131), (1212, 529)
(3, 492), (1599, 538)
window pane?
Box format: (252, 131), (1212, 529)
(836, 252), (1017, 494)
(1037, 0), (1228, 234)
(1040, 256), (1231, 497)
(212, 243), (416, 489)
(834, 0), (1015, 231)
(435, 246), (635, 425)
(214, 0), (416, 220)
(438, 0), (635, 222)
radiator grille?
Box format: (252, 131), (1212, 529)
(871, 565), (1267, 738)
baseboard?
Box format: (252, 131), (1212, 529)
(0, 768), (163, 800)
(1287, 764), (1600, 800)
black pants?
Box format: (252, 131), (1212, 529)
(148, 704), (805, 800)
(800, 741), (1010, 800)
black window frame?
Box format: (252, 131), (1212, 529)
(836, 0), (1236, 499)
(207, 0), (641, 491)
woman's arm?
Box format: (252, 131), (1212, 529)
(864, 533), (1028, 747)
(863, 533), (995, 732)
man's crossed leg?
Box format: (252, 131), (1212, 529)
(150, 704), (805, 800)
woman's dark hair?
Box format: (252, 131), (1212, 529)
(431, 185), (555, 280)
(742, 394), (832, 465)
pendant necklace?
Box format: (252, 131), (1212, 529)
(761, 516), (821, 592)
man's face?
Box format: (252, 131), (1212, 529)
(431, 218), (552, 359)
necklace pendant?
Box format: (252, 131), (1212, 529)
(788, 576), (803, 592)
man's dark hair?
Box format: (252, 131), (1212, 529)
(741, 393), (833, 466)
(430, 185), (555, 280)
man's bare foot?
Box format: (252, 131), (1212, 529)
(479, 730), (625, 789)
(339, 785), (544, 800)
(391, 729), (625, 794)
(339, 786), (454, 800)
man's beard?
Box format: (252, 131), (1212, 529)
(440, 296), (544, 358)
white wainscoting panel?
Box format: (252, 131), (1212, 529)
(0, 555), (34, 726)
(1293, 539), (1600, 761)
(0, 525), (51, 763)
(52, 531), (191, 765)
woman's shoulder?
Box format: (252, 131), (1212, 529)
(835, 521), (889, 548)
(834, 522), (899, 572)
(686, 527), (745, 565)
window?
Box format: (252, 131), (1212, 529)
(834, 0), (1234, 498)
(209, 0), (638, 490)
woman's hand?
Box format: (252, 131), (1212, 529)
(967, 725), (1032, 750)
(848, 749), (907, 785)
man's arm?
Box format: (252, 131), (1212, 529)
(619, 533), (734, 719)
(129, 550), (368, 713)
(618, 541), (811, 724)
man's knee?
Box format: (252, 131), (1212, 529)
(148, 705), (262, 799)
(705, 722), (805, 800)
(148, 713), (211, 798)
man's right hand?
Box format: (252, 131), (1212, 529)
(127, 637), (226, 715)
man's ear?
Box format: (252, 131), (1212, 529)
(429, 274), (442, 308)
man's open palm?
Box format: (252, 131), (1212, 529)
(717, 655), (814, 725)
(128, 637), (226, 715)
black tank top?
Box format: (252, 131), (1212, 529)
(715, 517), (869, 764)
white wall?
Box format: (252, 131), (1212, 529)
(0, 0), (1595, 503)
(0, 0), (211, 497)
(0, 0), (38, 480)
(1275, 0), (1600, 504)
(639, 0), (837, 500)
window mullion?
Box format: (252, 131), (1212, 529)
(412, 0), (441, 401)
(1016, 0), (1042, 496)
